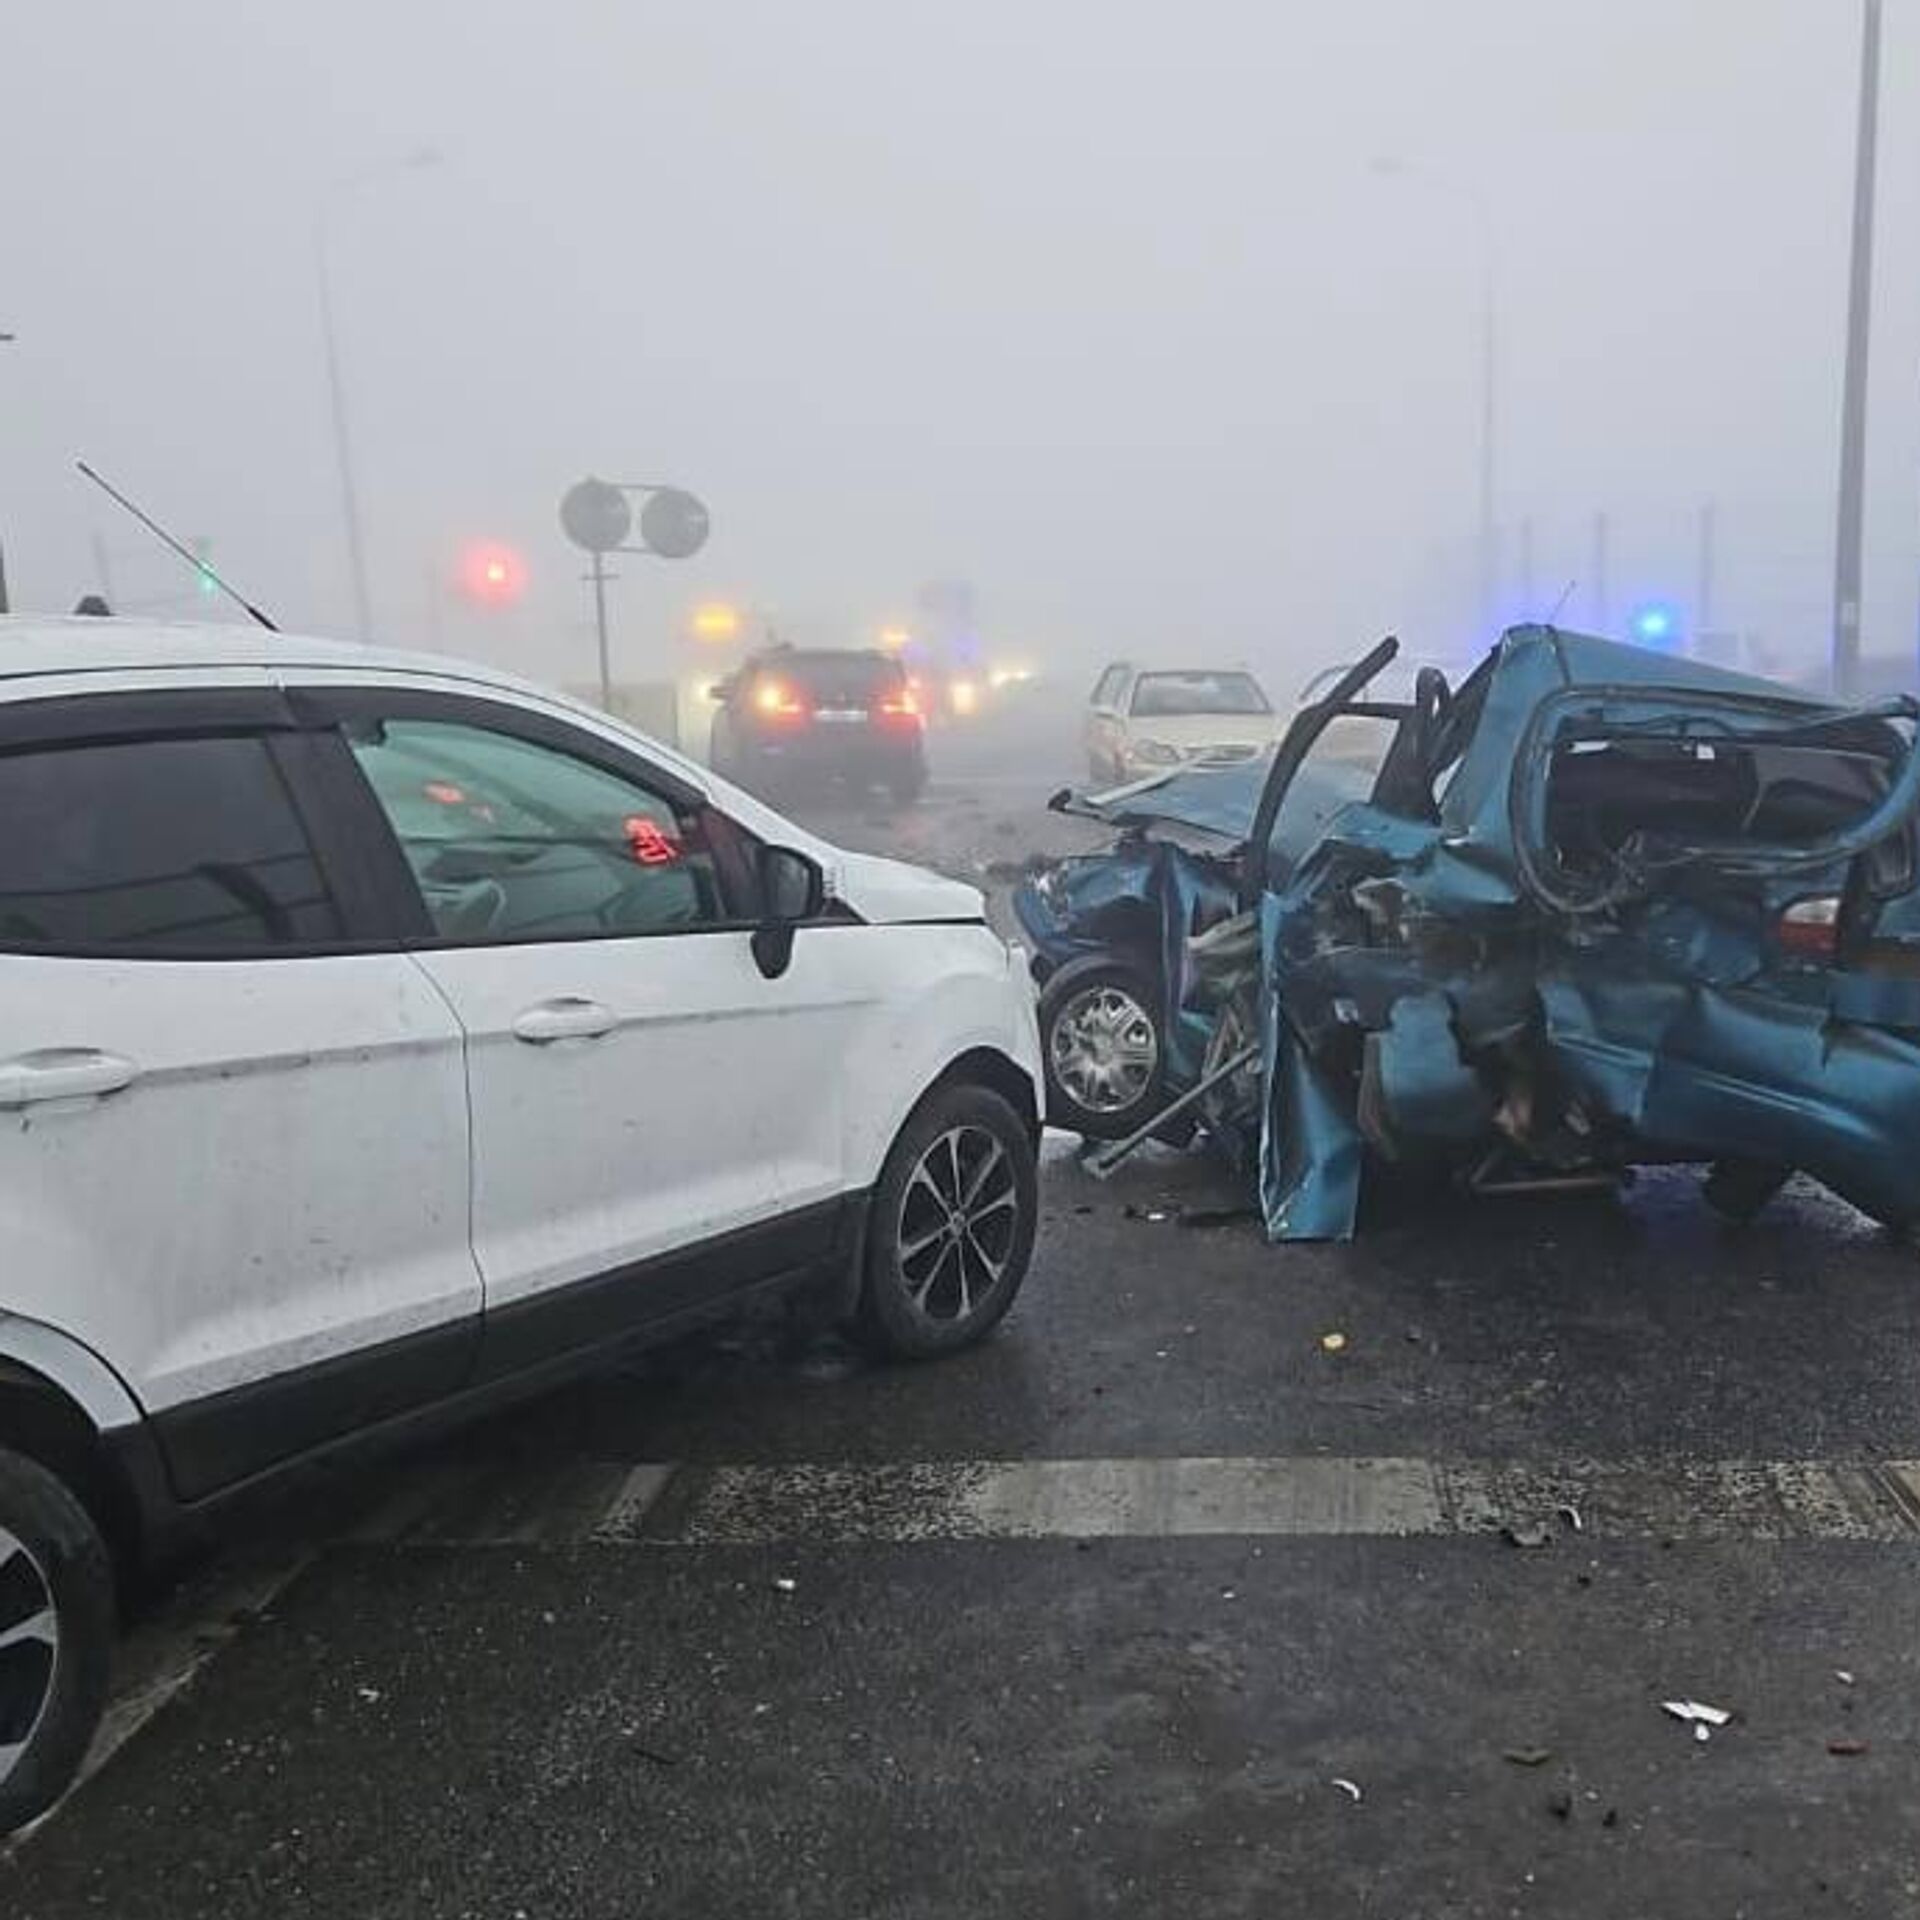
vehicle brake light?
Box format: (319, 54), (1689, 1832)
(878, 688), (922, 725)
(1778, 896), (1842, 962)
(754, 680), (807, 719)
(622, 816), (681, 865)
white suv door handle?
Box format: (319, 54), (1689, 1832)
(0, 1048), (141, 1108)
(510, 998), (617, 1045)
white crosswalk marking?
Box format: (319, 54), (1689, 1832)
(364, 1455), (1920, 1549)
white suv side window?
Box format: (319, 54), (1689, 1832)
(346, 718), (728, 943)
(0, 733), (341, 954)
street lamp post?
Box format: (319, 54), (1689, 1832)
(0, 329), (13, 614)
(1373, 159), (1498, 638)
(316, 150), (440, 643)
(1832, 0), (1882, 696)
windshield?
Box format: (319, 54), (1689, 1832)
(1130, 671), (1271, 718)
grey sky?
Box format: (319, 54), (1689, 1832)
(4, 0), (1916, 689)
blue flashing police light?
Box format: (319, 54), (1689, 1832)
(1629, 601), (1680, 651)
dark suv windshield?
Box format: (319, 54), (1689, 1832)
(1131, 671), (1270, 718)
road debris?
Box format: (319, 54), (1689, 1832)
(1546, 1789), (1574, 1821)
(1836, 1669), (1856, 1687)
(1320, 1331), (1348, 1355)
(772, 1576), (798, 1594)
(1826, 1738), (1870, 1757)
(1503, 1747), (1553, 1768)
(1502, 1521), (1552, 1550)
(1661, 1700), (1732, 1741)
(1556, 1504), (1584, 1534)
(1178, 1206), (1258, 1230)
(1329, 1778), (1363, 1803)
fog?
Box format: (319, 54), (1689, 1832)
(5, 0), (1918, 693)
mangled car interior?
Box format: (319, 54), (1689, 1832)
(1021, 625), (1920, 1241)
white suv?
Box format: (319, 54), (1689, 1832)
(0, 619), (1043, 1832)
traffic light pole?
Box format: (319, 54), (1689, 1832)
(591, 550), (613, 711)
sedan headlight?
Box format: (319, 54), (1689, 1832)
(1030, 864), (1070, 920)
(1128, 739), (1183, 766)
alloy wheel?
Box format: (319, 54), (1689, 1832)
(896, 1125), (1023, 1324)
(0, 1524), (59, 1793)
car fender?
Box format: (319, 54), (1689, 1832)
(839, 936), (1042, 1188)
(0, 1311), (145, 1435)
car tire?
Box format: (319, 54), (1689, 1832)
(855, 1083), (1039, 1360)
(1039, 955), (1168, 1141)
(0, 1448), (115, 1839)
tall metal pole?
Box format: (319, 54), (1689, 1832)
(592, 551), (613, 709)
(0, 333), (12, 614)
(316, 214), (374, 642)
(1832, 0), (1882, 695)
(1477, 253), (1497, 637)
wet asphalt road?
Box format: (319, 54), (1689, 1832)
(8, 703), (1920, 1919)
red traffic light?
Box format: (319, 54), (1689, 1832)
(460, 542), (527, 605)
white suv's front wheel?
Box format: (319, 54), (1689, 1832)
(855, 1083), (1039, 1359)
(0, 1449), (114, 1838)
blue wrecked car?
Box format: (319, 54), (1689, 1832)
(1014, 627), (1920, 1239)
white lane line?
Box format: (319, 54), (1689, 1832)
(562, 1456), (1920, 1547)
(588, 1462), (679, 1542)
(965, 1456), (1443, 1539)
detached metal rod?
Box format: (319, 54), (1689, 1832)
(1082, 1043), (1262, 1180)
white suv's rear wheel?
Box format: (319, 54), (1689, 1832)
(855, 1084), (1039, 1359)
(0, 1449), (114, 1838)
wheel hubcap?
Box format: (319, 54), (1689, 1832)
(0, 1524), (59, 1791)
(1051, 985), (1158, 1115)
(898, 1125), (1021, 1324)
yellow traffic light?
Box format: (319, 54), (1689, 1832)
(691, 602), (742, 642)
(878, 625), (912, 652)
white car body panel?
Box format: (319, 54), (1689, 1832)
(0, 951), (478, 1414)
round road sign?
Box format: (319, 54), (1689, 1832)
(639, 487), (711, 561)
(559, 477), (632, 554)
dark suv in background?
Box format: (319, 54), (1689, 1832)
(709, 647), (928, 805)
